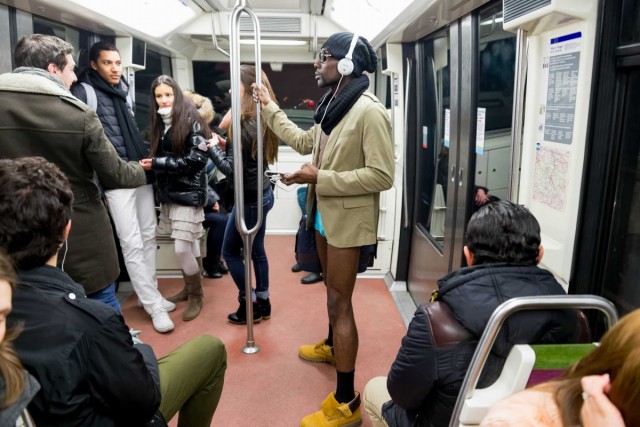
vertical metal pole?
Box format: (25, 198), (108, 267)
(229, 0), (263, 354)
(509, 28), (528, 202)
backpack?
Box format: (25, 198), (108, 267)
(80, 82), (134, 113)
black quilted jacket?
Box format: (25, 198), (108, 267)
(382, 263), (578, 427)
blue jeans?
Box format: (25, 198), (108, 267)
(203, 210), (228, 272)
(87, 282), (122, 314)
(222, 186), (274, 300)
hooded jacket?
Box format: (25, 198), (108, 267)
(382, 263), (577, 427)
(0, 68), (146, 294)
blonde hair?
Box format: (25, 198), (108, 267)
(183, 90), (215, 125)
(554, 308), (640, 426)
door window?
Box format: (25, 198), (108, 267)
(415, 31), (450, 247)
(473, 8), (516, 210)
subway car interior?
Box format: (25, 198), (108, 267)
(0, 0), (639, 425)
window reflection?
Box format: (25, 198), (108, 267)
(473, 8), (516, 206)
(416, 31), (450, 244)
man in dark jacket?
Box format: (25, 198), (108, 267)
(363, 201), (577, 427)
(0, 157), (226, 427)
(0, 34), (146, 312)
(70, 42), (175, 333)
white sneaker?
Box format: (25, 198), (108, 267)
(138, 298), (176, 312)
(150, 308), (174, 333)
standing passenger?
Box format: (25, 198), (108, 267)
(140, 75), (210, 322)
(71, 41), (175, 333)
(0, 34), (146, 312)
(253, 32), (395, 427)
(183, 90), (230, 279)
(208, 64), (279, 324)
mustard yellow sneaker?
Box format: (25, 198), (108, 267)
(301, 392), (362, 427)
(298, 339), (336, 365)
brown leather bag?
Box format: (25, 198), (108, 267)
(423, 301), (473, 347)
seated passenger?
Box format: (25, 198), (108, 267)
(0, 157), (227, 427)
(0, 250), (40, 427)
(480, 308), (640, 427)
(363, 200), (577, 427)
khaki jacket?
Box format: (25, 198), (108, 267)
(0, 70), (146, 293)
(262, 92), (394, 247)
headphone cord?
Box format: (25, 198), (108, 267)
(319, 74), (344, 126)
(60, 240), (68, 271)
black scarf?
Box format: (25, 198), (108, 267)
(313, 74), (370, 135)
(86, 70), (146, 161)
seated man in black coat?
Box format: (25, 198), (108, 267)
(363, 200), (577, 427)
(0, 157), (227, 427)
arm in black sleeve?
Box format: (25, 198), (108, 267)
(207, 140), (234, 178)
(87, 315), (161, 424)
(387, 305), (438, 410)
(153, 131), (209, 175)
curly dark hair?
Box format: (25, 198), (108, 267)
(0, 157), (74, 270)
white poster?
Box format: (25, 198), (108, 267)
(476, 107), (486, 155)
(444, 108), (450, 148)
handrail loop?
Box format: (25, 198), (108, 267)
(448, 295), (619, 427)
(229, 0), (263, 354)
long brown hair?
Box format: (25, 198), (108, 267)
(0, 250), (25, 410)
(228, 65), (279, 164)
(554, 309), (640, 426)
(148, 75), (211, 156)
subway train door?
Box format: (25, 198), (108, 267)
(405, 2), (516, 305)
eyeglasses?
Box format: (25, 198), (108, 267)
(318, 51), (333, 63)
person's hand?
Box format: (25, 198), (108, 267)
(475, 187), (489, 206)
(251, 83), (272, 108)
(580, 374), (625, 427)
(281, 163), (318, 186)
(208, 134), (226, 151)
(139, 158), (153, 171)
(212, 201), (220, 212)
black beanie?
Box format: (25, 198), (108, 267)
(321, 32), (378, 77)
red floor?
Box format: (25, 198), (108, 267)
(122, 235), (408, 426)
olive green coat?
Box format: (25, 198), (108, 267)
(0, 69), (146, 294)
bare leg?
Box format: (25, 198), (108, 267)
(316, 232), (360, 374)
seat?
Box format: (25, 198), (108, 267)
(450, 295), (619, 427)
(458, 342), (597, 426)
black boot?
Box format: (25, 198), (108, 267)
(228, 297), (262, 325)
(257, 297), (271, 320)
(217, 259), (229, 274)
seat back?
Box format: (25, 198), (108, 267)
(450, 295), (619, 427)
(526, 343), (597, 387)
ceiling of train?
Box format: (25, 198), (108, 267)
(0, 0), (417, 58)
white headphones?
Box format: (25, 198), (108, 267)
(337, 33), (359, 76)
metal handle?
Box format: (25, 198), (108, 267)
(450, 164), (456, 184)
(509, 28), (528, 202)
(402, 58), (413, 229)
(209, 12), (230, 57)
(448, 295), (619, 427)
(458, 167), (463, 188)
(230, 0), (262, 354)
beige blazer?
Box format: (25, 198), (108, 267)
(262, 92), (394, 248)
